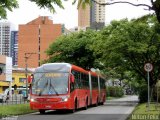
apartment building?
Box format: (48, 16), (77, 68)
(78, 0), (106, 30)
(0, 22), (11, 56)
(10, 31), (18, 66)
(18, 16), (63, 68)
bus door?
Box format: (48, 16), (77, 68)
(98, 75), (101, 102)
(89, 72), (92, 105)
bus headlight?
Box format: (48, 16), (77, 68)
(62, 96), (69, 102)
(30, 98), (36, 102)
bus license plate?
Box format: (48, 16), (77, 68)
(45, 105), (51, 108)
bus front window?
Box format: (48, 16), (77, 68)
(32, 72), (69, 95)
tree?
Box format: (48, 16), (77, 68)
(0, 0), (63, 19)
(44, 30), (99, 69)
(1, 0), (160, 24)
(93, 15), (160, 88)
(0, 0), (18, 19)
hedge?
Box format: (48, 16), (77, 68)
(107, 86), (124, 97)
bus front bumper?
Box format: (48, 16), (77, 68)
(30, 101), (72, 110)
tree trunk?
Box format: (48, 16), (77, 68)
(153, 1), (160, 23)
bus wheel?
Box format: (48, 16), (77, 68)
(70, 108), (75, 113)
(101, 102), (104, 105)
(95, 98), (98, 107)
(99, 101), (104, 105)
(70, 100), (77, 113)
(83, 99), (88, 110)
(39, 109), (45, 114)
(102, 96), (106, 105)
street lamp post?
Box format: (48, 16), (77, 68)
(24, 52), (36, 100)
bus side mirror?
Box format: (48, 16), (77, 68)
(28, 74), (34, 83)
(70, 74), (75, 83)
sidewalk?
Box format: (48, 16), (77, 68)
(107, 95), (139, 102)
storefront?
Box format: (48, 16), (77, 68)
(0, 55), (12, 93)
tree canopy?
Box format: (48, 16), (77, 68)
(44, 15), (160, 88)
(44, 30), (99, 70)
(93, 15), (160, 87)
(1, 0), (160, 24)
(0, 0), (64, 19)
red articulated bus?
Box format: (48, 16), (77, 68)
(30, 63), (106, 114)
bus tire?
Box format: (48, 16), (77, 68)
(39, 109), (45, 114)
(70, 107), (75, 113)
(95, 98), (98, 107)
(70, 99), (77, 113)
(100, 96), (105, 105)
(103, 96), (106, 104)
(83, 98), (88, 110)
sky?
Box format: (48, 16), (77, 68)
(6, 0), (153, 30)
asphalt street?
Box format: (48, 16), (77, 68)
(2, 95), (139, 120)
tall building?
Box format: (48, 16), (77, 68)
(11, 31), (18, 66)
(0, 22), (11, 57)
(78, 0), (105, 30)
(18, 16), (63, 68)
(78, 4), (91, 30)
(93, 0), (105, 23)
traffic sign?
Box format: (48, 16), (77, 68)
(144, 63), (153, 72)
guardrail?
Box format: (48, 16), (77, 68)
(0, 94), (29, 105)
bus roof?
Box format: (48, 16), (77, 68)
(71, 65), (88, 74)
(89, 71), (98, 77)
(35, 63), (95, 75)
(35, 63), (72, 73)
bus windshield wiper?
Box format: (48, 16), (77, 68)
(38, 79), (49, 96)
(34, 74), (45, 87)
(49, 79), (59, 96)
(37, 78), (59, 96)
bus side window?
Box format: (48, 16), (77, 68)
(72, 70), (79, 89)
(70, 82), (74, 92)
(70, 70), (76, 92)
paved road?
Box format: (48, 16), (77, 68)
(2, 95), (139, 120)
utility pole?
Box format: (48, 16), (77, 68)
(24, 52), (37, 100)
(38, 24), (41, 67)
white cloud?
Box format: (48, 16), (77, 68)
(7, 0), (153, 30)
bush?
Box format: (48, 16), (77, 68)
(107, 86), (124, 97)
(152, 81), (160, 102)
(138, 84), (148, 103)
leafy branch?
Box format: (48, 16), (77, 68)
(91, 0), (152, 10)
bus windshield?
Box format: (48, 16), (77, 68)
(32, 72), (69, 95)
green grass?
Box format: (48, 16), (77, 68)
(0, 103), (37, 118)
(128, 103), (160, 120)
(106, 96), (114, 100)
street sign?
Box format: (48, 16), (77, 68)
(144, 63), (153, 111)
(144, 63), (153, 72)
